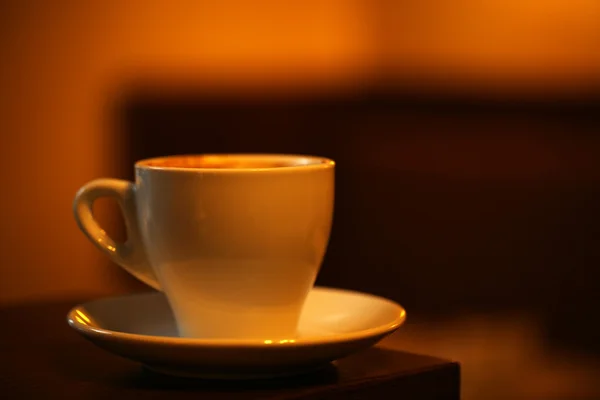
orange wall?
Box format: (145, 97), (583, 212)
(0, 1), (373, 304)
(1, 0), (599, 304)
(376, 0), (600, 94)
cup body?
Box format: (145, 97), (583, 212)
(133, 154), (334, 339)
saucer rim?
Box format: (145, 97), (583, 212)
(67, 286), (406, 348)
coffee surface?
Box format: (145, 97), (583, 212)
(140, 155), (327, 169)
(143, 156), (292, 169)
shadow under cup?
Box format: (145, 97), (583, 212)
(74, 154), (335, 341)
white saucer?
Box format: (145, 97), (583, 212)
(67, 286), (406, 379)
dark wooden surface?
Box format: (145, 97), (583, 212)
(385, 312), (600, 400)
(0, 300), (460, 399)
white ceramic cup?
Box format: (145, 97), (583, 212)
(73, 154), (335, 340)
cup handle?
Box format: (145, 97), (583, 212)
(73, 178), (161, 291)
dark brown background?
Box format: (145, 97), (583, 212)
(110, 86), (600, 356)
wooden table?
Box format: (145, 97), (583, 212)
(0, 299), (459, 399)
(383, 312), (600, 400)
(3, 296), (599, 399)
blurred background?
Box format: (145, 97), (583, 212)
(1, 1), (600, 398)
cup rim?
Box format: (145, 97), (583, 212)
(135, 154), (335, 173)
